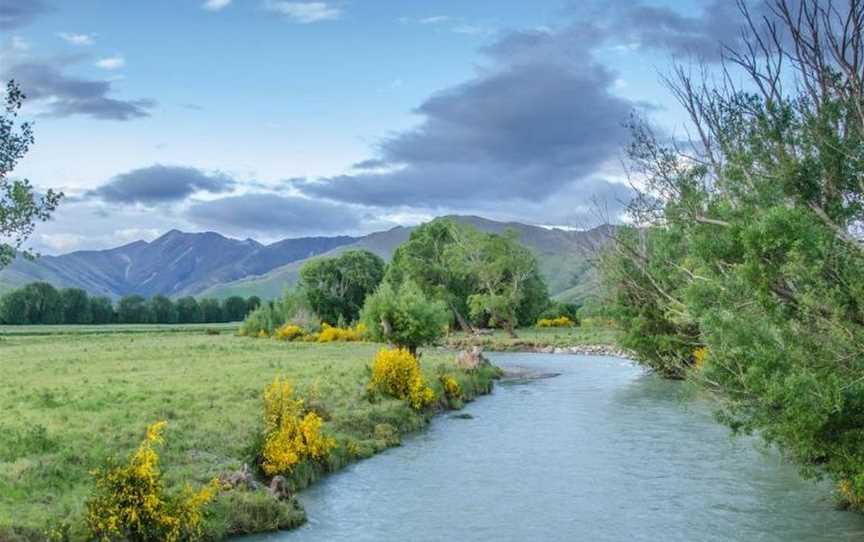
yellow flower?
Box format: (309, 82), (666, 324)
(369, 348), (436, 410)
(260, 376), (335, 476)
(536, 316), (574, 328)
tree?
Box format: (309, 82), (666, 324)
(454, 229), (544, 337)
(223, 296), (248, 322)
(360, 280), (450, 356)
(60, 287), (91, 324)
(118, 295), (149, 324)
(599, 0), (864, 508)
(246, 296), (262, 313)
(199, 298), (224, 323)
(386, 219), (477, 332)
(18, 282), (63, 324)
(1, 80), (62, 269)
(176, 296), (203, 324)
(89, 296), (115, 324)
(299, 250), (385, 325)
(0, 289), (29, 324)
(147, 295), (177, 324)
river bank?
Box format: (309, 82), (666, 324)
(242, 352), (864, 542)
(442, 323), (629, 358)
(0, 328), (499, 541)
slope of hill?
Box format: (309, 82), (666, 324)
(0, 217), (613, 302)
(200, 217), (613, 302)
(0, 231), (356, 299)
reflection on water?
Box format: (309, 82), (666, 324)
(243, 354), (864, 542)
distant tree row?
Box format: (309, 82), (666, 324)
(243, 219), (555, 348)
(0, 282), (261, 325)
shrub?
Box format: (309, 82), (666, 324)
(85, 421), (218, 542)
(439, 375), (462, 401)
(316, 323), (365, 343)
(368, 348), (436, 410)
(693, 347), (708, 370)
(274, 324), (305, 342)
(260, 377), (335, 477)
(536, 316), (574, 328)
(204, 489), (305, 538)
(360, 280), (449, 355)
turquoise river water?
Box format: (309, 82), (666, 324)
(244, 353), (864, 541)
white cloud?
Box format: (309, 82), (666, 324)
(418, 16), (450, 25)
(264, 1), (342, 24)
(202, 0), (232, 11)
(10, 36), (29, 51)
(95, 55), (125, 70)
(58, 32), (95, 45)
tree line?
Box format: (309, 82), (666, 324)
(0, 282), (261, 325)
(601, 0), (864, 509)
(243, 219), (574, 349)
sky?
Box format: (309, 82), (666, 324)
(1, 0), (753, 253)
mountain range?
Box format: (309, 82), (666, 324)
(0, 216), (613, 303)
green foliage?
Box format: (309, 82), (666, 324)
(360, 280), (449, 354)
(118, 295), (150, 324)
(89, 296), (116, 324)
(203, 490), (305, 539)
(199, 298), (225, 323)
(3, 282), (65, 324)
(147, 295), (178, 324)
(299, 250), (385, 325)
(0, 80), (62, 269)
(456, 229), (547, 336)
(176, 297), (203, 324)
(600, 13), (864, 507)
(60, 288), (92, 325)
(386, 219), (477, 331)
(222, 296), (249, 322)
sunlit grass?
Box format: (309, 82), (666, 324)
(0, 327), (493, 537)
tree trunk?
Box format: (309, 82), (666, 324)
(449, 302), (474, 333)
(505, 316), (518, 338)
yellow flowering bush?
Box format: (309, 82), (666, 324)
(693, 347), (708, 369)
(316, 323), (366, 342)
(440, 375), (462, 401)
(261, 377), (335, 476)
(368, 348), (436, 410)
(85, 421), (218, 542)
(274, 324), (305, 341)
(536, 316), (574, 328)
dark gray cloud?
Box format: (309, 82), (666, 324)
(608, 0), (749, 61)
(0, 0), (50, 30)
(294, 1), (769, 218)
(296, 21), (633, 210)
(187, 194), (366, 234)
(90, 165), (236, 205)
(5, 60), (156, 120)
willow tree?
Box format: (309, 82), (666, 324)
(603, 0), (864, 506)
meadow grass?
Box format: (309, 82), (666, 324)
(0, 327), (498, 540)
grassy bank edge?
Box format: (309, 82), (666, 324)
(0, 345), (501, 542)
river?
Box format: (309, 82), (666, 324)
(244, 353), (864, 541)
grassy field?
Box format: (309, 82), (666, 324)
(443, 319), (620, 351)
(0, 326), (498, 541)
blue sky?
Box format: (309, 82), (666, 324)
(2, 0), (743, 252)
